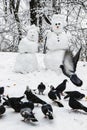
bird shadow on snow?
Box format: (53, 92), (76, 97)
(0, 115), (5, 119)
(21, 119), (39, 126)
(41, 116), (54, 125)
(68, 109), (87, 115)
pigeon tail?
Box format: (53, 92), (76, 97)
(19, 96), (25, 100)
(70, 74), (83, 86)
(73, 46), (82, 70)
(30, 117), (38, 122)
(82, 106), (87, 112)
(64, 95), (70, 99)
(0, 105), (6, 115)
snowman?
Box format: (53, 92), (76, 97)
(81, 17), (87, 29)
(44, 14), (71, 74)
(14, 25), (39, 74)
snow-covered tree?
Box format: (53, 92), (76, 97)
(0, 0), (87, 61)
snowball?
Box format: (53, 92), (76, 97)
(46, 31), (69, 51)
(14, 53), (39, 73)
(44, 50), (65, 74)
(19, 24), (39, 53)
(18, 37), (38, 53)
(81, 18), (87, 28)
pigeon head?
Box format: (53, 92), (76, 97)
(26, 86), (31, 92)
(60, 65), (64, 70)
(82, 94), (85, 98)
(40, 82), (43, 85)
(64, 79), (68, 83)
(24, 86), (32, 96)
(50, 85), (55, 90)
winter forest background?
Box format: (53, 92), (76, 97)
(0, 0), (87, 61)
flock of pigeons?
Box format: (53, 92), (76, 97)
(0, 80), (87, 123)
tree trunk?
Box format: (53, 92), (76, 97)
(3, 0), (8, 22)
(52, 0), (56, 9)
(30, 0), (38, 25)
(10, 0), (22, 44)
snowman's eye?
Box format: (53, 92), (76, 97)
(58, 23), (61, 25)
(55, 23), (61, 26)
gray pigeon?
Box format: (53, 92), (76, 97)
(60, 47), (83, 86)
(20, 108), (38, 122)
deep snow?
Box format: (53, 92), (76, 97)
(0, 52), (87, 130)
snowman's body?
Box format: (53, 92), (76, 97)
(14, 53), (38, 74)
(18, 37), (38, 53)
(14, 25), (39, 73)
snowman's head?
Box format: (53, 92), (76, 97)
(51, 14), (66, 34)
(27, 24), (39, 42)
(81, 18), (87, 29)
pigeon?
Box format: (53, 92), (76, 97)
(0, 105), (6, 116)
(0, 96), (1, 103)
(0, 87), (4, 95)
(60, 47), (83, 86)
(3, 95), (24, 106)
(21, 101), (34, 111)
(69, 96), (87, 112)
(73, 47), (82, 71)
(64, 91), (85, 100)
(48, 86), (63, 107)
(55, 79), (67, 96)
(20, 108), (38, 122)
(41, 104), (53, 120)
(3, 95), (24, 112)
(24, 86), (47, 105)
(37, 82), (46, 95)
(48, 85), (61, 100)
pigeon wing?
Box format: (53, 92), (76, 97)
(73, 47), (82, 71)
(63, 50), (75, 77)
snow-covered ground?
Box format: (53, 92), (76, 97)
(0, 52), (87, 130)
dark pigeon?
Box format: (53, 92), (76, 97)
(0, 96), (1, 103)
(69, 96), (87, 112)
(20, 101), (34, 111)
(3, 95), (24, 112)
(55, 79), (67, 95)
(24, 86), (47, 105)
(37, 82), (46, 95)
(0, 87), (4, 95)
(0, 105), (6, 116)
(64, 91), (85, 100)
(48, 86), (63, 107)
(41, 104), (53, 120)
